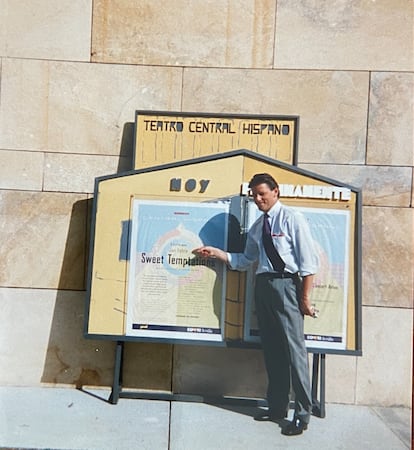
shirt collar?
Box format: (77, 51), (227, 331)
(266, 200), (281, 219)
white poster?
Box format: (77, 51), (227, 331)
(126, 200), (229, 341)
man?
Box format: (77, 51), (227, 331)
(193, 173), (319, 436)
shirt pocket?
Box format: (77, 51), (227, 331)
(271, 233), (290, 256)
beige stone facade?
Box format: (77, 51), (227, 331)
(0, 0), (412, 407)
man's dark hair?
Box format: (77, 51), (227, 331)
(248, 173), (279, 190)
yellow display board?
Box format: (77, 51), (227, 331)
(85, 150), (361, 355)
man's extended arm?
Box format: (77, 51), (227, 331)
(193, 246), (229, 264)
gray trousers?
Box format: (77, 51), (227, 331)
(254, 273), (312, 422)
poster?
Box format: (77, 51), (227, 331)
(126, 200), (229, 341)
(243, 202), (350, 350)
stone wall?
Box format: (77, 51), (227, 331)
(0, 0), (412, 407)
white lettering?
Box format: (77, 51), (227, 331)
(278, 184), (351, 201)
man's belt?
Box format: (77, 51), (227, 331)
(257, 272), (299, 279)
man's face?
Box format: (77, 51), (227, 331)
(251, 183), (279, 212)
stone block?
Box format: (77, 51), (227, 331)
(122, 342), (173, 392)
(362, 206), (413, 308)
(300, 164), (412, 207)
(274, 0), (414, 71)
(0, 58), (182, 155)
(0, 0), (92, 61)
(367, 72), (414, 166)
(0, 191), (87, 290)
(172, 344), (357, 405)
(325, 354), (358, 405)
(356, 306), (412, 407)
(44, 153), (126, 194)
(182, 68), (369, 164)
(0, 150), (43, 191)
(172, 345), (267, 399)
(0, 288), (115, 387)
(92, 0), (276, 68)
(0, 287), (172, 390)
(0, 59), (50, 151)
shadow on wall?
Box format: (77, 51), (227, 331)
(39, 197), (116, 388)
(117, 122), (135, 173)
(40, 122), (173, 391)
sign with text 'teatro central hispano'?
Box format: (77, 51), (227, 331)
(133, 111), (298, 169)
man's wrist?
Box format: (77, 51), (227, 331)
(301, 297), (312, 308)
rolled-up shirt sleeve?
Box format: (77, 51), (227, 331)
(290, 211), (319, 276)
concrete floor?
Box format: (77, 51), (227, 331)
(0, 386), (411, 450)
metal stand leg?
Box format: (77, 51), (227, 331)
(109, 341), (124, 404)
(311, 353), (326, 418)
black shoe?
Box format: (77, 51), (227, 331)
(281, 418), (308, 436)
(254, 409), (287, 422)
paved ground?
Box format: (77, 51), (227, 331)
(0, 386), (411, 450)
